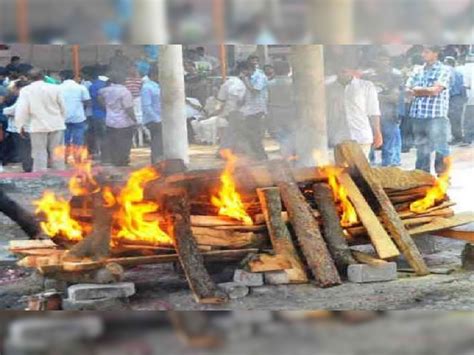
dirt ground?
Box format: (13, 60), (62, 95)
(0, 143), (473, 311)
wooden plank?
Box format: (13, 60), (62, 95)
(351, 250), (388, 266)
(271, 161), (341, 287)
(191, 227), (263, 249)
(434, 229), (474, 243)
(256, 187), (308, 283)
(313, 182), (357, 273)
(9, 239), (57, 251)
(410, 212), (474, 237)
(335, 141), (429, 275)
(32, 249), (259, 274)
(190, 215), (255, 227)
(163, 189), (228, 305)
(338, 173), (399, 259)
(247, 254), (292, 273)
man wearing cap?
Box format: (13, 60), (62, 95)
(406, 46), (452, 175)
(444, 56), (467, 145)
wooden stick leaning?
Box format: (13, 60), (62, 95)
(163, 188), (228, 305)
(256, 187), (308, 283)
(270, 161), (341, 287)
(335, 141), (429, 276)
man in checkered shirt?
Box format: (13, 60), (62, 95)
(406, 46), (451, 175)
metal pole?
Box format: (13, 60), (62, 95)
(72, 45), (81, 80)
(16, 0), (29, 43)
(213, 0), (227, 80)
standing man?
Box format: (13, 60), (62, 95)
(444, 56), (467, 145)
(99, 72), (137, 167)
(326, 68), (383, 158)
(141, 67), (162, 164)
(60, 70), (91, 162)
(87, 68), (109, 161)
(15, 68), (66, 172)
(365, 51), (404, 166)
(239, 55), (269, 160)
(406, 46), (452, 175)
(5, 56), (21, 76)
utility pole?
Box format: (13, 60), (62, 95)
(291, 45), (329, 166)
(159, 45), (189, 164)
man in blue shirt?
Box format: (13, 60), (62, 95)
(141, 67), (162, 164)
(406, 46), (451, 175)
(87, 68), (109, 161)
(60, 70), (91, 162)
(444, 56), (467, 145)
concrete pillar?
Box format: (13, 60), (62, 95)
(132, 0), (168, 43)
(159, 45), (189, 164)
(291, 45), (329, 167)
(310, 0), (354, 43)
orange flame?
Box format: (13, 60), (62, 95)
(35, 146), (172, 246)
(33, 191), (84, 241)
(211, 150), (253, 225)
(322, 166), (359, 227)
(115, 167), (173, 245)
(54, 146), (99, 196)
(410, 157), (452, 213)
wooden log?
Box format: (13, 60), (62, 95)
(247, 254), (292, 273)
(409, 212), (474, 237)
(270, 161), (341, 287)
(191, 227), (264, 249)
(65, 191), (114, 261)
(146, 165), (329, 202)
(163, 189), (228, 304)
(351, 250), (388, 266)
(0, 188), (41, 239)
(370, 167), (435, 190)
(335, 141), (429, 275)
(312, 183), (356, 273)
(338, 173), (399, 259)
(256, 187), (308, 283)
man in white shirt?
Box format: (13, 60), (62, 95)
(15, 68), (66, 172)
(326, 68), (383, 158)
(60, 70), (91, 162)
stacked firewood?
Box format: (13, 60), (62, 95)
(11, 141), (474, 304)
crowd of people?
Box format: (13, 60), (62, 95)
(0, 45), (472, 176)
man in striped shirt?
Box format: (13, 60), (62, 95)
(406, 46), (451, 175)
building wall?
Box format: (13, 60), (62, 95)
(4, 45), (147, 71)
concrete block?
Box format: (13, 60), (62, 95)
(44, 278), (68, 293)
(233, 269), (264, 287)
(347, 262), (397, 283)
(462, 243), (474, 271)
(62, 297), (130, 311)
(67, 282), (135, 301)
(414, 234), (439, 254)
(218, 282), (249, 299)
(264, 271), (289, 285)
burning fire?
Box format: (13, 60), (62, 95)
(33, 191), (84, 241)
(115, 167), (173, 245)
(322, 166), (359, 227)
(211, 150), (253, 225)
(55, 146), (99, 196)
(34, 147), (173, 246)
(410, 157), (452, 213)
